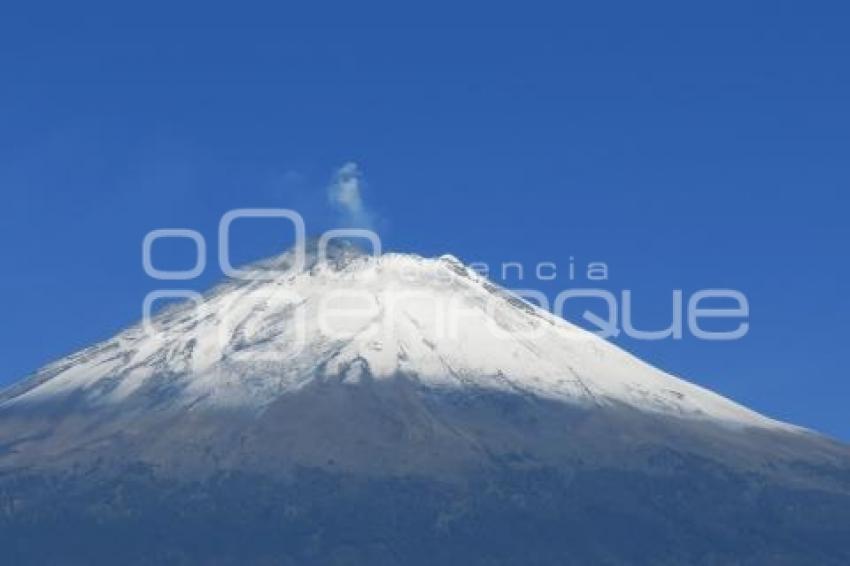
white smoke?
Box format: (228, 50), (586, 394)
(327, 162), (374, 228)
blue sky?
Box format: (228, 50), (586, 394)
(1, 3), (848, 438)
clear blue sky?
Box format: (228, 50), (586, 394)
(1, 3), (848, 438)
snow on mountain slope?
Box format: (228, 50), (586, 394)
(0, 244), (796, 435)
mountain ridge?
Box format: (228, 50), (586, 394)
(0, 246), (800, 430)
(1, 246), (847, 482)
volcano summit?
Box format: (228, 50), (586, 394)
(1, 244), (849, 565)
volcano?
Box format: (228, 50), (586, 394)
(2, 244), (849, 565)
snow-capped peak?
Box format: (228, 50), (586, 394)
(2, 247), (795, 432)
